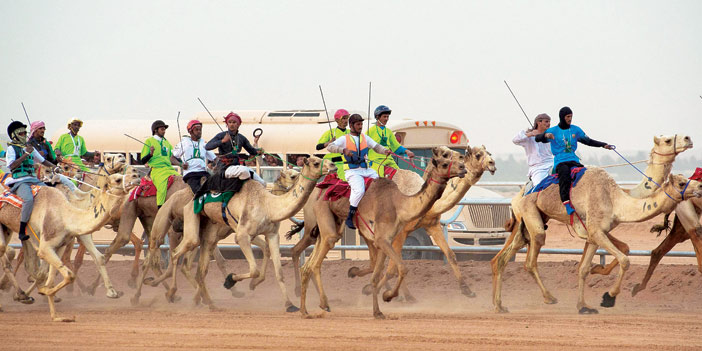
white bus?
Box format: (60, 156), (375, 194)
(55, 110), (510, 260)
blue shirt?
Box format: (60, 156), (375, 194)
(543, 125), (587, 167)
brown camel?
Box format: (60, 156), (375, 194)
(0, 173), (137, 321)
(131, 168), (302, 305)
(491, 169), (702, 314)
(289, 145), (496, 301)
(161, 156), (328, 312)
(299, 146), (467, 319)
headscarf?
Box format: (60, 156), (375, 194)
(29, 121), (45, 138)
(558, 106), (573, 129)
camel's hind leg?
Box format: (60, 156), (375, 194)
(375, 233), (409, 307)
(76, 234), (122, 298)
(291, 230), (316, 297)
(299, 214), (340, 317)
(128, 232), (143, 288)
(490, 219), (528, 313)
(369, 247), (388, 319)
(584, 227), (630, 312)
(36, 242), (76, 322)
(631, 219), (689, 296)
(588, 234), (629, 275)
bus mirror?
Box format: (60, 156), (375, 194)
(396, 132), (406, 144)
(450, 131), (464, 144)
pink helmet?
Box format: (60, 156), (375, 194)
(187, 119), (202, 132)
(224, 112), (242, 124)
(334, 109), (350, 121)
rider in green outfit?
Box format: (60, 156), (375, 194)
(140, 120), (181, 208)
(54, 118), (100, 171)
(367, 105), (414, 177)
(316, 109), (350, 180)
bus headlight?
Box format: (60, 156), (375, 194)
(447, 221), (467, 231)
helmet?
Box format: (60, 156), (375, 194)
(67, 117), (83, 128)
(151, 120), (169, 134)
(8, 121), (27, 139)
(333, 109), (350, 121)
(187, 119), (202, 132)
(373, 105), (391, 118)
(348, 114), (365, 125)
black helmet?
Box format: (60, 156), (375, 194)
(151, 120), (169, 134)
(374, 105), (391, 118)
(7, 121), (27, 139)
(348, 114), (365, 125)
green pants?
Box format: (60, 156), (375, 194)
(151, 166), (180, 206)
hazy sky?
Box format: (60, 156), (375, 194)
(1, 0), (700, 161)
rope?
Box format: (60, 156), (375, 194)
(597, 159), (647, 169)
(609, 146), (676, 201)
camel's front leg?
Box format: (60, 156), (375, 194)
(589, 229), (630, 309)
(212, 245), (245, 298)
(576, 242), (599, 314)
(522, 224), (557, 305)
(194, 232), (218, 308)
(370, 248), (388, 319)
(299, 231), (338, 317)
(589, 234), (629, 275)
(77, 234), (122, 298)
(375, 233), (408, 305)
(248, 235), (270, 291)
(631, 221), (689, 297)
(290, 231), (315, 297)
(266, 233), (299, 312)
(36, 243), (75, 322)
(128, 232), (143, 288)
(425, 224), (474, 298)
(223, 230), (260, 286)
(490, 219), (527, 313)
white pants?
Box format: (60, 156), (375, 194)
(346, 167), (379, 207)
(224, 165), (266, 186)
(529, 163), (552, 187)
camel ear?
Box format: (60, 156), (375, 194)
(432, 158), (438, 167)
(303, 157), (309, 166)
(654, 135), (661, 145)
(464, 146), (472, 157)
(432, 147), (441, 157)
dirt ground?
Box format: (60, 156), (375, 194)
(2, 216), (702, 350)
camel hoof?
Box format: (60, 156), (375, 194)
(374, 312), (386, 320)
(348, 266), (361, 278)
(54, 297), (62, 303)
(53, 316), (76, 323)
(106, 289), (123, 299)
(249, 278), (263, 291)
(37, 287), (48, 296)
(361, 284), (373, 296)
(631, 284), (643, 297)
(130, 296), (140, 306)
(461, 285), (476, 298)
(144, 278), (159, 288)
(208, 304), (221, 312)
(600, 292), (616, 308)
(301, 313), (314, 320)
(86, 286), (98, 296)
(382, 290), (395, 303)
(495, 306), (509, 313)
(544, 296), (558, 305)
(403, 295), (418, 304)
(165, 288), (177, 303)
(223, 274), (237, 290)
(14, 294), (35, 305)
(286, 305), (300, 313)
(578, 307), (599, 314)
(322, 306), (331, 312)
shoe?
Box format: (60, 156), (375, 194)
(18, 222), (29, 241)
(563, 201), (575, 215)
(18, 233), (29, 241)
(345, 206), (358, 230)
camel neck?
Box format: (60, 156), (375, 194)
(429, 168), (485, 217)
(398, 167), (449, 222)
(614, 186), (681, 223)
(264, 167), (319, 222)
(64, 190), (123, 236)
(627, 152), (674, 198)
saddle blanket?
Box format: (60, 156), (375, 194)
(316, 173), (375, 202)
(0, 185), (42, 209)
(525, 167), (587, 196)
(128, 175), (175, 202)
(690, 167), (702, 182)
(193, 191), (235, 214)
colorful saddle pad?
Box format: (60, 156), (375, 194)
(0, 185), (42, 209)
(315, 173), (375, 202)
(525, 167), (587, 196)
(128, 175), (175, 202)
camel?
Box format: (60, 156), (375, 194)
(288, 145), (496, 301)
(130, 168), (302, 305)
(299, 146), (467, 319)
(629, 197), (702, 296)
(0, 173), (137, 321)
(491, 169), (702, 314)
(157, 156), (329, 312)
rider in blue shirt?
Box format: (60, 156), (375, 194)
(535, 106), (613, 215)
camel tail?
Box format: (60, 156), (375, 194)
(285, 222), (305, 240)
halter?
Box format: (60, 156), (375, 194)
(652, 135), (684, 157)
(300, 161), (325, 182)
(429, 160), (453, 184)
(677, 179), (692, 202)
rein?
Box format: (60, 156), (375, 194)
(609, 146), (676, 201)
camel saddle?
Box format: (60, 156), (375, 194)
(128, 175), (176, 202)
(690, 167), (702, 182)
(316, 172), (383, 202)
(0, 185), (41, 209)
(526, 166), (587, 196)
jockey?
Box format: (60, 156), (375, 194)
(205, 112), (261, 172)
(327, 114), (390, 229)
(140, 120), (181, 208)
(316, 108), (350, 180)
(535, 106), (613, 215)
(28, 120), (77, 190)
(5, 121), (60, 241)
(512, 113), (554, 187)
(173, 120), (217, 193)
(367, 105), (414, 177)
(54, 118), (100, 171)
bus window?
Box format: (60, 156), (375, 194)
(288, 154), (309, 168)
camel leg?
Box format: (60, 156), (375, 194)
(291, 231), (316, 297)
(426, 224), (474, 297)
(490, 220), (527, 313)
(130, 250), (154, 305)
(631, 223), (689, 296)
(13, 246), (23, 275)
(299, 221), (339, 317)
(266, 232), (299, 312)
(179, 249), (200, 290)
(586, 229), (630, 311)
(248, 235), (270, 291)
(1, 250), (34, 304)
(194, 232), (218, 308)
(370, 247), (388, 319)
(223, 230), (260, 283)
(163, 232), (195, 303)
(77, 234), (122, 298)
(212, 246), (245, 298)
(576, 241), (599, 314)
(128, 232), (143, 288)
(36, 243), (75, 322)
(348, 234), (377, 279)
(71, 241), (90, 294)
(522, 222), (557, 305)
(61, 239), (76, 293)
(589, 234), (629, 275)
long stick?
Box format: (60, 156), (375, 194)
(197, 97), (237, 152)
(318, 85), (334, 135)
(503, 80), (532, 127)
(21, 102), (31, 126)
(124, 133), (147, 146)
(176, 111), (183, 145)
(367, 82), (372, 133)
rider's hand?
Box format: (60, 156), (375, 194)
(526, 130), (540, 137)
(544, 133), (555, 140)
(253, 135), (260, 146)
(343, 148), (353, 157)
(384, 149), (392, 156)
(182, 162), (189, 170)
(24, 145), (34, 154)
(149, 146), (155, 155)
(604, 144), (615, 150)
(406, 150), (415, 158)
(221, 132), (231, 144)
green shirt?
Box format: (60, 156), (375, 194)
(317, 127), (349, 161)
(367, 125), (402, 160)
(55, 133), (89, 170)
(142, 136), (175, 169)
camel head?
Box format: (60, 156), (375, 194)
(430, 146), (467, 179)
(652, 135), (693, 160)
(102, 167), (140, 195)
(322, 159), (337, 175)
(56, 159), (77, 178)
(273, 169), (300, 194)
(465, 144), (497, 175)
(300, 155), (326, 181)
(665, 174), (702, 201)
(103, 153), (127, 174)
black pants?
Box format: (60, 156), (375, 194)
(183, 171), (210, 194)
(555, 161), (584, 203)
